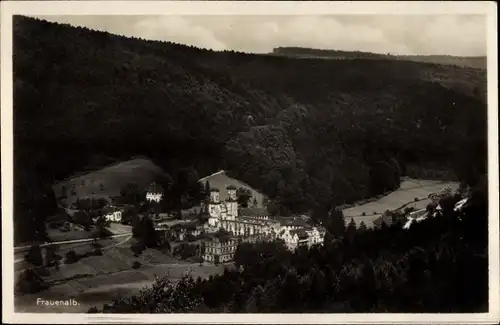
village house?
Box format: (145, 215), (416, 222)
(170, 222), (204, 241)
(305, 227), (325, 247)
(203, 237), (239, 264)
(145, 182), (163, 203)
(101, 206), (123, 223)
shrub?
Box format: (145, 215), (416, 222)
(25, 245), (44, 266)
(132, 261), (141, 269)
(414, 197), (419, 202)
(15, 269), (49, 294)
(94, 248), (103, 256)
(65, 250), (79, 264)
(131, 241), (146, 256)
(361, 212), (366, 216)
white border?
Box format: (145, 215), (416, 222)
(1, 1), (499, 324)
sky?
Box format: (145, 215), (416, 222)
(37, 15), (487, 56)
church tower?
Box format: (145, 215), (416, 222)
(208, 188), (221, 226)
(226, 185), (238, 220)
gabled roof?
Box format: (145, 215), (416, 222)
(147, 182), (163, 193)
(273, 216), (309, 227)
(239, 207), (268, 217)
(290, 228), (309, 239)
(226, 185), (237, 190)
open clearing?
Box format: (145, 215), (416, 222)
(52, 157), (165, 206)
(342, 178), (459, 228)
(15, 238), (225, 313)
(15, 262), (226, 313)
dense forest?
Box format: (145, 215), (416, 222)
(93, 176), (488, 313)
(272, 47), (487, 69)
(13, 16), (487, 244)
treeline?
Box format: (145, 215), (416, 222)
(13, 16), (487, 243)
(93, 176), (488, 313)
(272, 47), (487, 69)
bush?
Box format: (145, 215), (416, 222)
(414, 197), (419, 202)
(132, 261), (141, 269)
(65, 250), (79, 264)
(25, 245), (44, 266)
(88, 306), (99, 313)
(15, 269), (49, 294)
(361, 212), (366, 216)
(94, 248), (103, 256)
(131, 241), (146, 256)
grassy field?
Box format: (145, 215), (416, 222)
(52, 157), (165, 206)
(46, 226), (95, 242)
(14, 236), (225, 313)
(15, 259), (225, 313)
(343, 178), (459, 228)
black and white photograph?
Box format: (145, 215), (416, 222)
(1, 1), (499, 324)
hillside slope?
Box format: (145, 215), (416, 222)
(13, 16), (487, 243)
(52, 158), (166, 206)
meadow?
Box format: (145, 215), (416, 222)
(15, 241), (226, 313)
(51, 158), (165, 206)
(342, 178), (460, 228)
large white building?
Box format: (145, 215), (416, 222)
(204, 185), (325, 251)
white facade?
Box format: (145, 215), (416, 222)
(104, 210), (122, 223)
(146, 192), (163, 203)
(306, 227), (323, 247)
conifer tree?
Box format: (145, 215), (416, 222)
(359, 221), (368, 232)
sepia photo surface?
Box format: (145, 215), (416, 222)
(1, 1), (499, 324)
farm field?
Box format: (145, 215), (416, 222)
(15, 255), (226, 313)
(46, 226), (95, 242)
(342, 178), (459, 228)
(52, 157), (166, 206)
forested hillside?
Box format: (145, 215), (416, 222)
(13, 16), (487, 243)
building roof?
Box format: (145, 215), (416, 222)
(226, 185), (237, 190)
(102, 205), (121, 214)
(273, 216), (309, 227)
(147, 182), (164, 193)
(239, 207), (269, 217)
(290, 229), (309, 239)
(210, 188), (220, 192)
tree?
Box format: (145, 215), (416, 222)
(236, 187), (252, 208)
(120, 183), (143, 206)
(65, 250), (79, 264)
(73, 210), (92, 230)
(345, 218), (357, 238)
(359, 221), (368, 232)
(132, 215), (158, 248)
(131, 241), (146, 257)
(328, 208), (346, 238)
(15, 269), (49, 294)
(45, 245), (61, 267)
(25, 245), (44, 266)
(101, 274), (204, 313)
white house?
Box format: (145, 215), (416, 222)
(102, 206), (123, 223)
(146, 182), (164, 203)
(305, 227), (324, 247)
